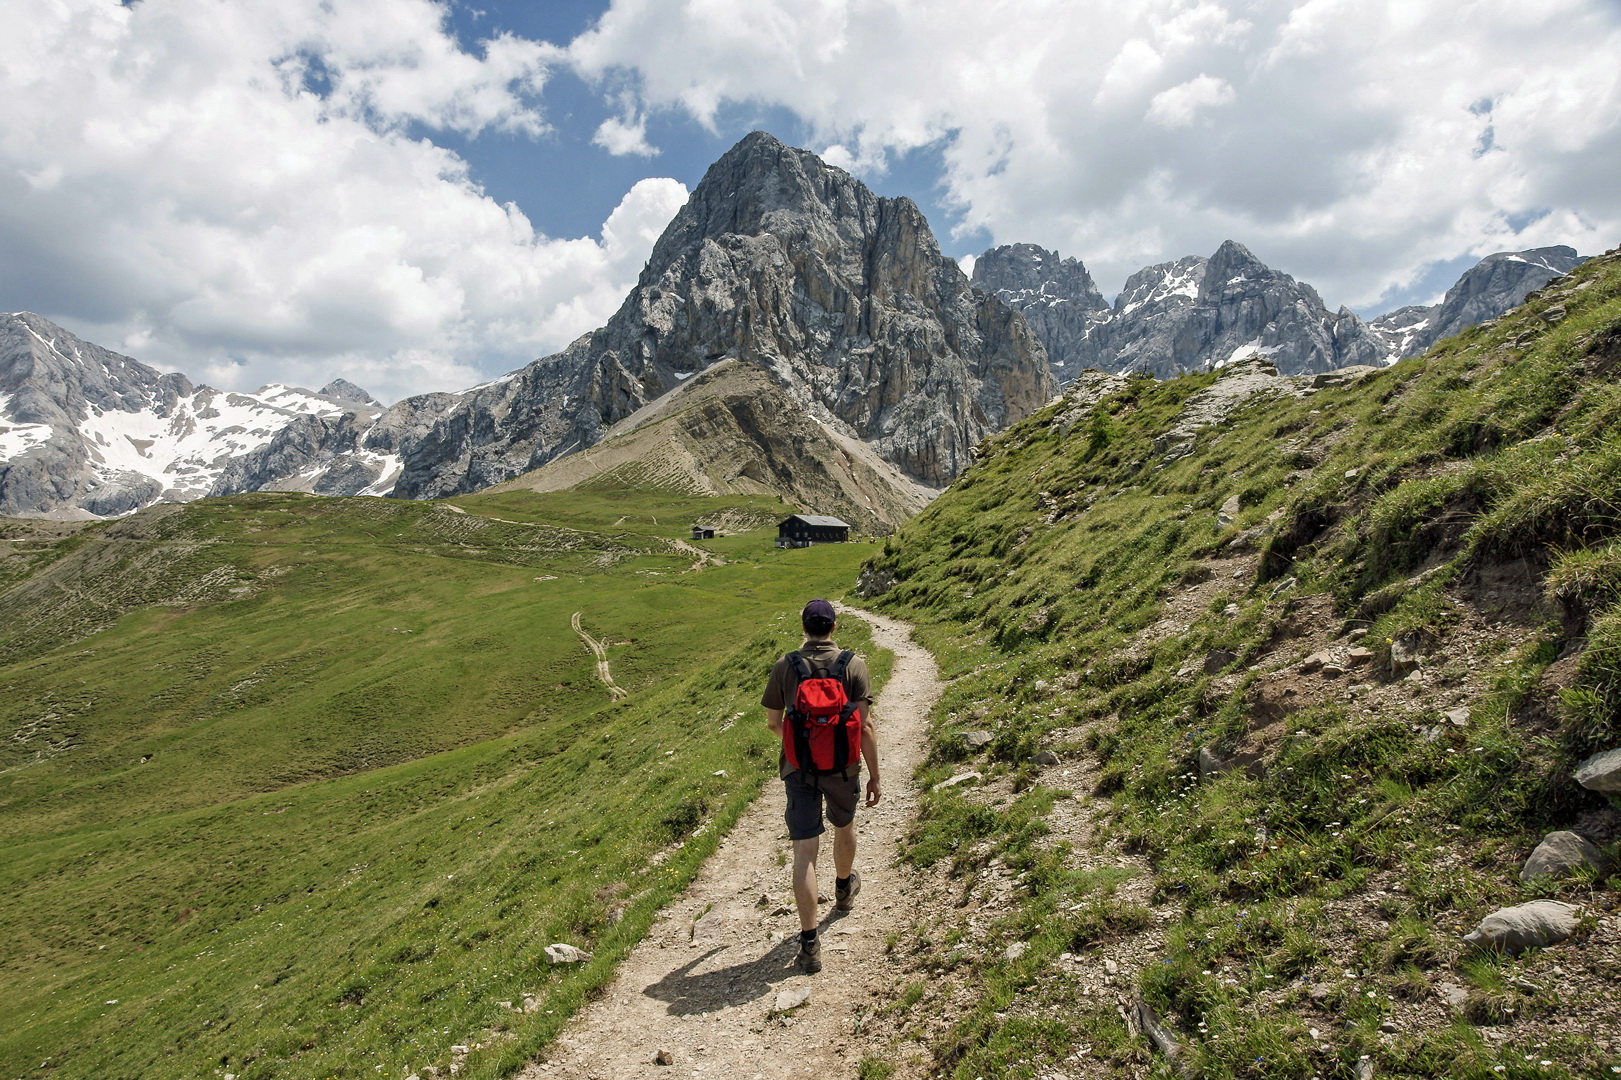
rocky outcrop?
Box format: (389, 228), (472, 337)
(971, 244), (1109, 383)
(389, 131), (1053, 496)
(1370, 246), (1587, 358)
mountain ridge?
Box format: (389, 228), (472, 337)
(0, 311), (391, 518)
(974, 240), (1589, 381)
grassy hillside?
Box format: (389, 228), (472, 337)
(0, 488), (882, 1079)
(859, 249), (1621, 1078)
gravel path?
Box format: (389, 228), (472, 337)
(519, 606), (940, 1080)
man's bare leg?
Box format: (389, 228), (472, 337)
(792, 836), (820, 932)
(832, 820), (856, 880)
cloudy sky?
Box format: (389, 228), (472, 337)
(5, 0), (1619, 402)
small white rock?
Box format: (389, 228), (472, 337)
(932, 771), (982, 792)
(544, 943), (591, 964)
(774, 985), (811, 1012)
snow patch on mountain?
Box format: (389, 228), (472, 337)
(0, 311), (384, 517)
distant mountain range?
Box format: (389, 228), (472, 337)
(0, 312), (391, 517)
(2, 132), (1050, 523)
(0, 128), (1590, 521)
(971, 241), (1585, 382)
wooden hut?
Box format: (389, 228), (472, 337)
(775, 514), (850, 548)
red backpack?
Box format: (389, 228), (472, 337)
(783, 650), (863, 775)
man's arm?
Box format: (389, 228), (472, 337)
(766, 708), (784, 736)
(860, 708), (881, 806)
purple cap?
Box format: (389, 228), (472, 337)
(802, 598), (836, 623)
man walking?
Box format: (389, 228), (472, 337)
(762, 599), (881, 974)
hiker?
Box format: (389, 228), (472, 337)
(762, 598), (881, 974)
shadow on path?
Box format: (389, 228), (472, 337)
(642, 939), (801, 1016)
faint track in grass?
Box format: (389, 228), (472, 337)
(572, 611), (628, 700)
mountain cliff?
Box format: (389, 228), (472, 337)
(977, 240), (1587, 382)
(1369, 245), (1587, 357)
(385, 131), (1053, 497)
(969, 243), (1110, 383)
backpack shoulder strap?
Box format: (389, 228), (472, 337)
(785, 651), (813, 681)
(828, 650), (854, 681)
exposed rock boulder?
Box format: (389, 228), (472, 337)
(1462, 900), (1581, 953)
(1575, 747), (1621, 793)
(1520, 831), (1611, 883)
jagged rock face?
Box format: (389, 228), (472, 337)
(0, 312), (387, 517)
(1100, 241), (1391, 377)
(975, 241), (1389, 381)
(971, 244), (1110, 384)
(981, 241), (1590, 385)
(1370, 246), (1587, 358)
(390, 131), (1054, 495)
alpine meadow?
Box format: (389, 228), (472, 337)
(0, 489), (886, 1078)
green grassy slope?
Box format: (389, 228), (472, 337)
(860, 248), (1621, 1078)
(0, 488), (881, 1079)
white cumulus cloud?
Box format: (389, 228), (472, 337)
(594, 113), (660, 156)
(0, 0), (688, 403)
(567, 0), (1621, 310)
(1147, 75), (1236, 128)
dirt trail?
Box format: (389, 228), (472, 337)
(668, 538), (724, 573)
(572, 612), (629, 701)
(520, 606), (940, 1080)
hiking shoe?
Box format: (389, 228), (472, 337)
(796, 935), (822, 974)
(835, 870), (861, 911)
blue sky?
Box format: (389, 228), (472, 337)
(429, 1), (992, 260)
(5, 0), (1619, 401)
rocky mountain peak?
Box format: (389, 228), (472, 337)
(971, 244), (1108, 307)
(319, 379), (382, 408)
(969, 245), (1108, 384)
(1201, 240), (1284, 298)
(1, 134), (1055, 518)
(384, 131), (1053, 497)
(1369, 245), (1588, 359)
(978, 239), (1588, 384)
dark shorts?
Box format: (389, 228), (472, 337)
(784, 768), (861, 840)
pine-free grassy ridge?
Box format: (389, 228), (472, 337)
(0, 488), (887, 1079)
(859, 249), (1621, 1078)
